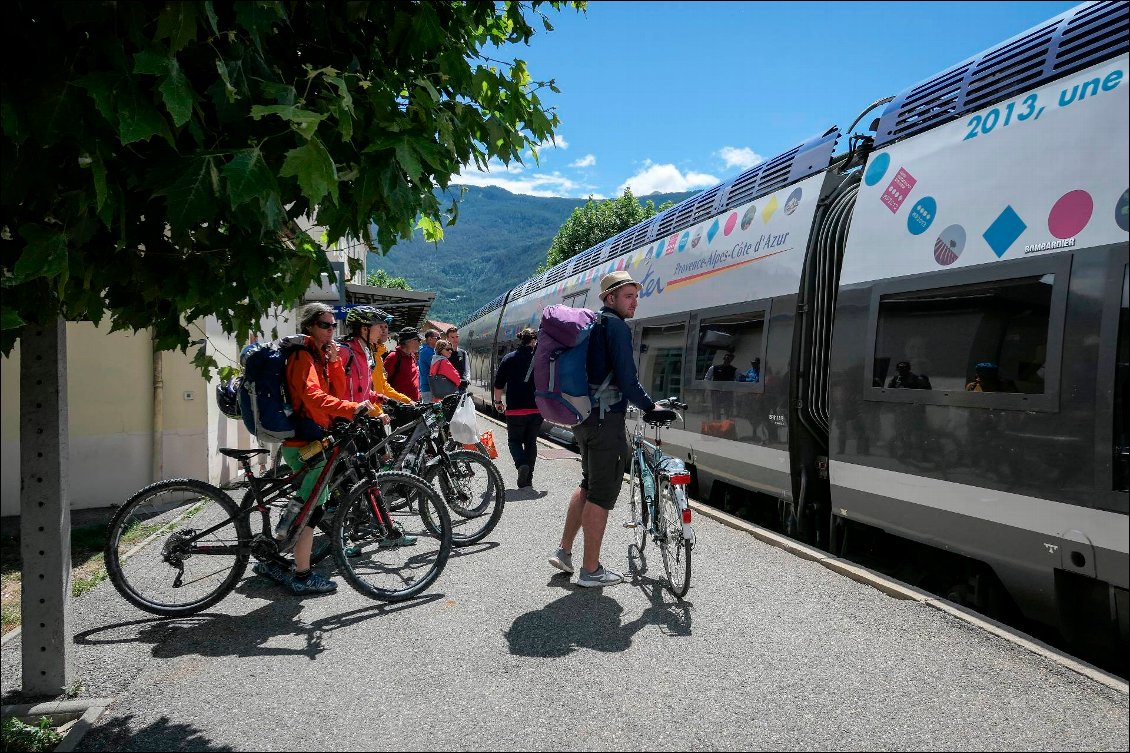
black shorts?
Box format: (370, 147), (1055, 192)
(574, 412), (628, 510)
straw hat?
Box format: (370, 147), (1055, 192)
(599, 270), (642, 297)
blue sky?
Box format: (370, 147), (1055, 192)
(455, 1), (1079, 199)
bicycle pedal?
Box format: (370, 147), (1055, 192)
(623, 521), (640, 529)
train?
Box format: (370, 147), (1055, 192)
(458, 1), (1128, 666)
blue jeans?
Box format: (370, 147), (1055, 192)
(505, 414), (543, 470)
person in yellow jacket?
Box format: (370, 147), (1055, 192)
(367, 309), (414, 404)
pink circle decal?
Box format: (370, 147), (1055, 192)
(1048, 190), (1093, 239)
(724, 212), (738, 236)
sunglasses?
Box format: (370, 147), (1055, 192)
(313, 320), (335, 330)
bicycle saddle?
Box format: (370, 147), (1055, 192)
(642, 409), (678, 425)
(219, 448), (270, 460)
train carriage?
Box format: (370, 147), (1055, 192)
(459, 1), (1128, 666)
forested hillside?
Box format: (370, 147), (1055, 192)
(367, 185), (694, 324)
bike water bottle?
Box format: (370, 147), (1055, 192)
(274, 496), (304, 540)
(642, 468), (655, 500)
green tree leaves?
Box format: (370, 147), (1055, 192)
(544, 188), (672, 270)
(2, 0), (585, 369)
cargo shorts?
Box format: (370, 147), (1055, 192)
(574, 411), (628, 510)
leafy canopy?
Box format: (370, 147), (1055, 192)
(366, 269), (412, 290)
(1, 0), (581, 371)
(542, 188), (673, 272)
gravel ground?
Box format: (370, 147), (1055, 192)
(2, 428), (1127, 751)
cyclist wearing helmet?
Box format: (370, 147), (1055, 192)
(339, 306), (395, 423)
(366, 309), (414, 406)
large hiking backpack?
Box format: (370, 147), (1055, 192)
(237, 335), (324, 443)
(531, 305), (616, 427)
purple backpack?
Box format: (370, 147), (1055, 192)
(530, 305), (615, 427)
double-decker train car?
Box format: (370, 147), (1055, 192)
(460, 1), (1128, 664)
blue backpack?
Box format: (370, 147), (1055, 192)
(238, 336), (324, 443)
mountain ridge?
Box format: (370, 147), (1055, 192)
(367, 185), (695, 324)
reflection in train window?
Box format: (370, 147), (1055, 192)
(639, 323), (686, 401)
(874, 274), (1054, 394)
(694, 312), (765, 383)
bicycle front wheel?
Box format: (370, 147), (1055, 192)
(425, 450), (505, 546)
(105, 479), (250, 616)
(332, 471), (452, 601)
(627, 455), (647, 553)
(656, 479), (691, 598)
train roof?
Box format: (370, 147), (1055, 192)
(873, 1), (1128, 148)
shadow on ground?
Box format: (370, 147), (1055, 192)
(78, 714), (233, 752)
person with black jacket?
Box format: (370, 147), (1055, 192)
(549, 271), (657, 588)
(493, 328), (542, 488)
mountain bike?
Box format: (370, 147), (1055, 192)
(373, 392), (505, 547)
(104, 413), (452, 616)
(624, 398), (695, 598)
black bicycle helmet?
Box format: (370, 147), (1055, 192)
(215, 377), (243, 420)
(345, 306), (391, 328)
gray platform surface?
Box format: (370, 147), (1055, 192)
(2, 439), (1127, 751)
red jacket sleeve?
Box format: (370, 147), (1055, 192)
(288, 349), (358, 425)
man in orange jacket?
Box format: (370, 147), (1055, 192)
(254, 303), (372, 595)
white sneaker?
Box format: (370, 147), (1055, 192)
(576, 565), (624, 587)
(548, 548), (574, 574)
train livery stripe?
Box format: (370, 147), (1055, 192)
(665, 248), (791, 291)
(830, 461), (1130, 555)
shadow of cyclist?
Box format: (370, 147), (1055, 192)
(504, 584), (693, 658)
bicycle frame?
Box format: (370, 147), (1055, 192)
(631, 412), (694, 544)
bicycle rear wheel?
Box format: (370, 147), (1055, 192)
(424, 450), (504, 546)
(331, 471), (452, 601)
(105, 479), (250, 616)
(656, 479), (691, 598)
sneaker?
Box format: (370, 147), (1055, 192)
(548, 548), (574, 574)
(285, 570), (337, 595)
(516, 464), (531, 488)
(576, 564), (624, 588)
(378, 531), (418, 548)
(253, 561), (291, 584)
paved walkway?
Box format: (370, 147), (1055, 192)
(1, 424), (1127, 751)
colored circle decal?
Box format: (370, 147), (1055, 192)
(678, 231), (690, 252)
(724, 212), (738, 236)
(1114, 188), (1128, 232)
(741, 205), (757, 230)
(691, 228), (702, 248)
(933, 224), (966, 266)
(784, 187), (802, 216)
(907, 196), (937, 235)
(864, 152), (891, 187)
(1048, 190), (1093, 239)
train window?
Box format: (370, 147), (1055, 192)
(563, 290), (588, 308)
(638, 323), (687, 402)
(693, 312), (765, 385)
(874, 274), (1054, 394)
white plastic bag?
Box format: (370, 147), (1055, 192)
(448, 393), (480, 444)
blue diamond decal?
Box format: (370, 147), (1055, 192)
(982, 206), (1027, 258)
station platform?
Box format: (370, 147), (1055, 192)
(2, 422), (1126, 751)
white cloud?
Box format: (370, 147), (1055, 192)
(456, 159), (585, 197)
(717, 146), (764, 170)
(570, 154), (597, 168)
(617, 162), (719, 196)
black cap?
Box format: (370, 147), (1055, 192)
(397, 327), (421, 342)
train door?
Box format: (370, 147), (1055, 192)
(787, 169), (860, 548)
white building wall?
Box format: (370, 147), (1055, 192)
(1, 308), (296, 516)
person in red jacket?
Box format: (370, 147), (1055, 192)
(254, 303), (372, 596)
(428, 339), (463, 402)
(384, 327), (422, 402)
